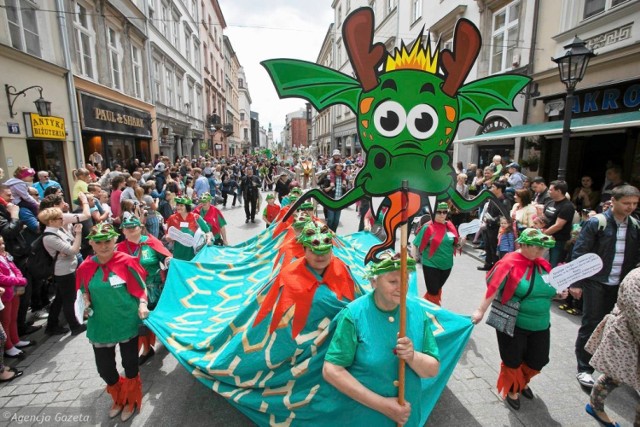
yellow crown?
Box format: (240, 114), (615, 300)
(385, 31), (439, 73)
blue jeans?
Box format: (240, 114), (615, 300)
(326, 209), (341, 232)
(548, 240), (567, 267)
(575, 279), (619, 373)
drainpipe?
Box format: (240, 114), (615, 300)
(56, 0), (84, 168)
(519, 0), (540, 161)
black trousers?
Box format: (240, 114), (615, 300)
(575, 279), (619, 374)
(482, 226), (499, 267)
(422, 266), (452, 296)
(497, 326), (550, 371)
(244, 193), (258, 220)
(222, 190), (237, 206)
(47, 273), (81, 330)
(93, 336), (139, 385)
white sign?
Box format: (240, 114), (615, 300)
(549, 253), (603, 291)
(168, 226), (195, 247)
(458, 219), (481, 237)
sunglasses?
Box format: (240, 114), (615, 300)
(436, 210), (448, 215)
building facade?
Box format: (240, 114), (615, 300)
(147, 0), (204, 161)
(238, 67), (252, 149)
(200, 0), (228, 158)
(0, 0), (77, 196)
(223, 36), (241, 155)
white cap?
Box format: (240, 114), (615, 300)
(332, 149), (341, 156)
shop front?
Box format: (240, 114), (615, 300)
(24, 113), (71, 197)
(79, 92), (152, 170)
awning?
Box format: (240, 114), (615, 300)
(455, 110), (640, 144)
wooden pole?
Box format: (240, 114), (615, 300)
(397, 180), (409, 420)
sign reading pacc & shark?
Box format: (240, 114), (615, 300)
(79, 92), (151, 137)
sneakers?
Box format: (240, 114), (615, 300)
(577, 372), (595, 388)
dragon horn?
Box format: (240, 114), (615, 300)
(441, 19), (482, 97)
(343, 8), (386, 92)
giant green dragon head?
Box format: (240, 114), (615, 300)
(262, 7), (530, 262)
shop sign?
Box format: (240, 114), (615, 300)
(26, 114), (66, 140)
(80, 93), (151, 137)
(478, 117), (511, 135)
(215, 144), (223, 150)
(545, 80), (640, 118)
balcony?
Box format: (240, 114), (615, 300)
(223, 123), (233, 136)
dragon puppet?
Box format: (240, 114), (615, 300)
(263, 7), (530, 262)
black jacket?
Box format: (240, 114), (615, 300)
(571, 209), (640, 285)
(0, 204), (29, 259)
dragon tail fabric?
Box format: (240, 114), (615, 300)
(366, 191), (421, 263)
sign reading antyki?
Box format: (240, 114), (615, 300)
(80, 93), (151, 137)
(29, 114), (66, 140)
(94, 108), (145, 128)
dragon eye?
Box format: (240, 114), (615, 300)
(312, 239), (320, 246)
(406, 104), (439, 140)
(323, 237), (331, 244)
(373, 101), (406, 137)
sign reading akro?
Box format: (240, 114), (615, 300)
(30, 114), (66, 140)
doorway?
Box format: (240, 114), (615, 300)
(27, 139), (70, 202)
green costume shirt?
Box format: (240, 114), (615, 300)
(82, 268), (146, 344)
(325, 292), (439, 426)
(413, 226), (455, 269)
(496, 269), (557, 331)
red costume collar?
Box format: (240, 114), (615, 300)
(76, 251), (148, 300)
(485, 252), (551, 303)
(116, 235), (172, 259)
(254, 256), (355, 338)
(418, 220), (460, 258)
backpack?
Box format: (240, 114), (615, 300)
(29, 232), (59, 281)
(595, 213), (640, 232)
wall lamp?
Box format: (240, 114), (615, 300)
(5, 84), (52, 118)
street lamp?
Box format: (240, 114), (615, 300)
(552, 36), (595, 181)
(5, 84), (52, 118)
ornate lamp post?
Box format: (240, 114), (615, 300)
(5, 85), (52, 118)
(552, 36), (595, 181)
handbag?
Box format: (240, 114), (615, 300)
(486, 271), (536, 337)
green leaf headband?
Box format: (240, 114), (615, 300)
(175, 196), (193, 206)
(298, 201), (314, 211)
(436, 202), (449, 211)
(87, 223), (119, 241)
(365, 251), (416, 278)
(290, 187), (303, 196)
(515, 228), (556, 248)
(121, 217), (142, 229)
(292, 211), (311, 230)
(297, 221), (333, 255)
(266, 193), (276, 200)
(199, 192), (213, 203)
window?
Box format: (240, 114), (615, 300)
(173, 13), (180, 47)
(240, 112), (245, 121)
(336, 41), (342, 67)
(584, 0), (628, 19)
(153, 60), (162, 101)
(73, 1), (95, 78)
(160, 3), (168, 37)
(386, 0), (396, 14)
(176, 74), (183, 111)
(131, 44), (143, 98)
(193, 41), (200, 69)
(412, 0), (422, 22)
(337, 6), (342, 27)
(191, 0), (197, 20)
(165, 67), (173, 107)
(196, 88), (202, 120)
(6, 0), (40, 56)
(188, 81), (195, 113)
(346, 0), (351, 11)
(244, 128), (249, 140)
(184, 28), (191, 62)
(107, 27), (122, 90)
(238, 78), (244, 88)
(490, 1), (520, 74)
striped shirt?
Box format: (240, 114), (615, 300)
(335, 176), (344, 199)
(606, 220), (627, 286)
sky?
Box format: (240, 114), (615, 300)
(218, 1), (334, 142)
